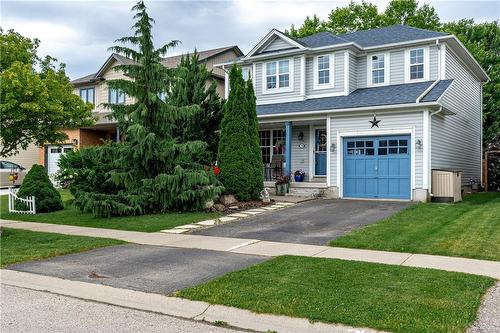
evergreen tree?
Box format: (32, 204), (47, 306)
(17, 165), (63, 213)
(169, 52), (224, 162)
(245, 78), (264, 199)
(72, 0), (222, 217)
(217, 66), (254, 201)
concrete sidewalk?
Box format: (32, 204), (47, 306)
(2, 219), (499, 279)
(1, 270), (383, 333)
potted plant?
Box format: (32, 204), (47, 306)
(294, 170), (305, 182)
(275, 175), (290, 196)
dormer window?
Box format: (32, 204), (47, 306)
(368, 53), (389, 87)
(405, 47), (429, 82)
(313, 54), (333, 89)
(264, 59), (292, 93)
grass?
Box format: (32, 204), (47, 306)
(0, 228), (125, 267)
(330, 192), (500, 261)
(179, 256), (494, 333)
(0, 189), (220, 232)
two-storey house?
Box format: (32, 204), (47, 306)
(218, 25), (488, 201)
(39, 45), (243, 177)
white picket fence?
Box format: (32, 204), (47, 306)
(8, 187), (36, 214)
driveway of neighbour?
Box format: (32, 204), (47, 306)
(7, 244), (266, 294)
(193, 199), (412, 245)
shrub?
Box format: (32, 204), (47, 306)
(17, 164), (63, 213)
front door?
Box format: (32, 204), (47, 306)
(314, 129), (327, 176)
(343, 136), (411, 199)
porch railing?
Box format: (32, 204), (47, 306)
(263, 164), (284, 181)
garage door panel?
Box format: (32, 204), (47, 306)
(343, 135), (411, 200)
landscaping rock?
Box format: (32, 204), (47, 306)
(220, 194), (237, 206)
(214, 204), (226, 212)
(205, 200), (214, 209)
(228, 206), (239, 210)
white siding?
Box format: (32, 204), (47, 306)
(7, 143), (40, 170)
(431, 48), (482, 186)
(356, 56), (367, 88)
(330, 111), (424, 188)
(291, 126), (310, 177)
(305, 51), (345, 96)
(255, 56), (301, 102)
(429, 45), (439, 80)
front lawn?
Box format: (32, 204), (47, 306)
(0, 190), (220, 232)
(0, 228), (125, 267)
(330, 192), (500, 261)
(179, 256), (494, 333)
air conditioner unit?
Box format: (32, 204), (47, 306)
(431, 170), (462, 203)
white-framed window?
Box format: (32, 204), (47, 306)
(108, 88), (125, 104)
(258, 129), (285, 164)
(242, 67), (251, 81)
(367, 53), (389, 86)
(405, 47), (429, 82)
(313, 54), (334, 89)
(263, 59), (292, 93)
(79, 87), (95, 104)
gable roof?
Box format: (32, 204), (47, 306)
(244, 29), (306, 59)
(71, 45), (242, 85)
(256, 80), (453, 117)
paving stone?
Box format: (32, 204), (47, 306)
(175, 224), (202, 229)
(218, 216), (238, 222)
(195, 220), (216, 226)
(227, 213), (249, 218)
(246, 208), (267, 212)
(269, 205), (285, 209)
(262, 207), (278, 210)
(160, 229), (189, 234)
(274, 202), (295, 206)
(243, 211), (263, 215)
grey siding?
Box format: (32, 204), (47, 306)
(255, 56), (301, 102)
(432, 48), (482, 185)
(429, 45), (439, 80)
(305, 51), (345, 96)
(349, 53), (357, 93)
(356, 56), (367, 88)
(329, 111), (424, 189)
(390, 50), (405, 85)
(291, 126), (310, 177)
(261, 36), (295, 53)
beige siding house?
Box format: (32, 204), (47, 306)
(38, 46), (242, 177)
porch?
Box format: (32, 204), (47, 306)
(259, 119), (330, 196)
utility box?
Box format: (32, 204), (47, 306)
(432, 170), (462, 202)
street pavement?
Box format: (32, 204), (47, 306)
(0, 284), (245, 333)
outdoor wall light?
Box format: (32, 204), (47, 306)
(72, 138), (79, 146)
(331, 143), (336, 152)
(416, 139), (423, 150)
(298, 131), (304, 141)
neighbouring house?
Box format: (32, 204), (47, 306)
(39, 45), (243, 178)
(217, 25), (488, 201)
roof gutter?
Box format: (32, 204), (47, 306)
(257, 101), (440, 119)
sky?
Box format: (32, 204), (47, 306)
(2, 0), (499, 80)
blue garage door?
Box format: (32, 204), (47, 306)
(343, 136), (411, 199)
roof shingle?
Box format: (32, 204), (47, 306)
(256, 80), (453, 116)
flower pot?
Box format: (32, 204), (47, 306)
(294, 174), (304, 182)
(275, 184), (286, 196)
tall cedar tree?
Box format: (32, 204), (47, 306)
(245, 78), (264, 199)
(169, 52), (223, 162)
(218, 66), (262, 201)
(72, 1), (222, 217)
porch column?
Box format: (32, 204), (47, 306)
(285, 121), (292, 177)
(116, 126), (120, 143)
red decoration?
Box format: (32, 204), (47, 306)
(212, 165), (220, 176)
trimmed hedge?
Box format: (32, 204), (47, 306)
(17, 164), (63, 213)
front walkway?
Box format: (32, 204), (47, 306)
(1, 219), (499, 279)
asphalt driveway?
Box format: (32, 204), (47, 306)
(7, 245), (266, 294)
(193, 199), (412, 245)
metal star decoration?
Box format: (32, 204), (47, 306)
(369, 114), (381, 128)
